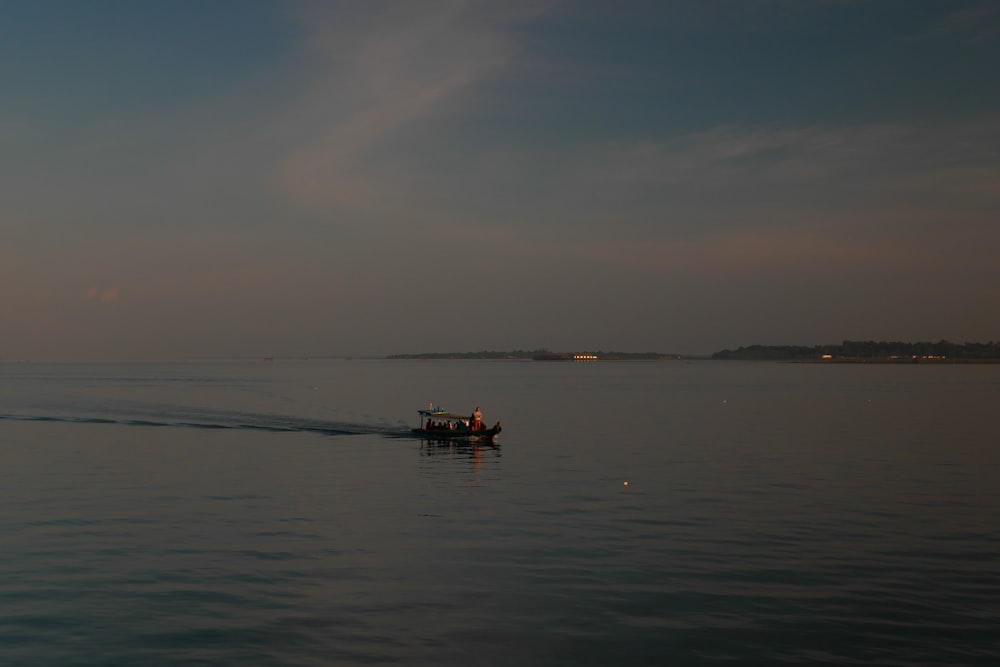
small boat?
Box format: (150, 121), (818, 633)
(412, 406), (502, 441)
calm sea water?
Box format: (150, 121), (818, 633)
(1, 359), (998, 666)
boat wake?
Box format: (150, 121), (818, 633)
(0, 411), (412, 438)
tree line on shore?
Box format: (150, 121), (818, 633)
(712, 340), (1000, 360)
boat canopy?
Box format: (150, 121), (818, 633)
(417, 406), (472, 428)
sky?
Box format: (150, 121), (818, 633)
(2, 0), (999, 359)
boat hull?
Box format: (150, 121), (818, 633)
(411, 425), (501, 442)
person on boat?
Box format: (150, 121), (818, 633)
(472, 406), (482, 431)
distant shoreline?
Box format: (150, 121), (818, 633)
(386, 350), (682, 361)
(383, 355), (1000, 363)
(791, 357), (1000, 364)
(712, 340), (1000, 362)
(386, 341), (1000, 363)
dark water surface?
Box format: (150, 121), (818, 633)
(2, 360), (999, 665)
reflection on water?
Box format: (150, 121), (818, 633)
(418, 440), (502, 455)
(418, 441), (503, 488)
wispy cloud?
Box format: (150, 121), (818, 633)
(508, 118), (1000, 219)
(427, 117), (1000, 279)
(274, 1), (545, 215)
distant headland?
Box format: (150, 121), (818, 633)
(386, 349), (681, 361)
